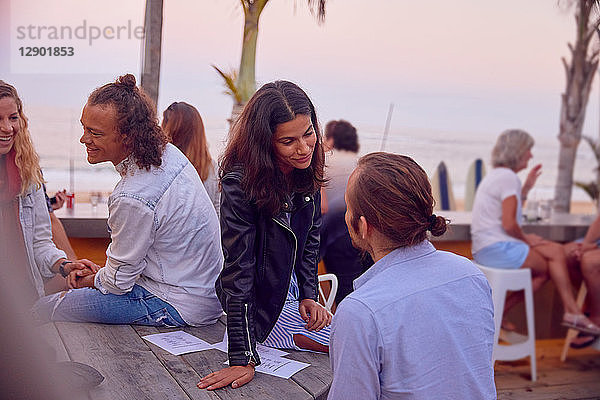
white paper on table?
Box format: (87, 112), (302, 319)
(142, 331), (213, 355)
(256, 344), (289, 358)
(224, 354), (310, 379)
(211, 333), (228, 353)
(255, 355), (310, 379)
(210, 331), (289, 358)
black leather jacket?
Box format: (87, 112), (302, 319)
(215, 170), (321, 367)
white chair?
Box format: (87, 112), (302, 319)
(318, 273), (338, 313)
(473, 263), (537, 381)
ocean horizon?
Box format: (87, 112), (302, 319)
(29, 104), (597, 204)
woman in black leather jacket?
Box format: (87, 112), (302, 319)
(198, 81), (331, 391)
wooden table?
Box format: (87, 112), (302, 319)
(45, 316), (332, 400)
(436, 211), (596, 242)
(55, 203), (111, 238)
(56, 205), (597, 243)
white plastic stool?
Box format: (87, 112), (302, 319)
(473, 263), (537, 381)
(318, 273), (338, 313)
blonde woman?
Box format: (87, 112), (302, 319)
(0, 81), (88, 306)
(471, 129), (600, 335)
(162, 102), (220, 217)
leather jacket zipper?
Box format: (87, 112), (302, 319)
(272, 217), (298, 273)
(244, 303), (255, 362)
(272, 217), (298, 314)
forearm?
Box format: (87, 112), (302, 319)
(49, 257), (68, 275)
(583, 216), (600, 244)
(225, 299), (260, 366)
(521, 187), (530, 203)
(298, 246), (320, 301)
(298, 196), (321, 300)
(94, 259), (138, 294)
(219, 173), (262, 366)
(100, 197), (156, 294)
(49, 212), (77, 259)
(501, 195), (529, 243)
(504, 223), (528, 243)
(32, 188), (68, 277)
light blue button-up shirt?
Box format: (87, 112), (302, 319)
(94, 143), (223, 326)
(329, 240), (496, 400)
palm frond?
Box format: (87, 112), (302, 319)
(212, 65), (243, 104)
(581, 135), (600, 174)
(305, 0), (326, 23)
(574, 180), (599, 200)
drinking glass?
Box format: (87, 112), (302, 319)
(524, 199), (539, 222)
(538, 199), (552, 221)
(90, 192), (102, 212)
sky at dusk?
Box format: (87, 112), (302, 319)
(1, 0), (599, 139)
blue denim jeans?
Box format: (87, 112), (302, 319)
(32, 284), (186, 327)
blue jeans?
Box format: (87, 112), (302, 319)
(32, 284), (186, 327)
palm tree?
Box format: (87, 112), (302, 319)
(554, 0), (600, 212)
(140, 0), (164, 111)
(215, 0), (327, 122)
(574, 135), (600, 207)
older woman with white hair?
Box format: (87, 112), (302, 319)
(471, 129), (600, 336)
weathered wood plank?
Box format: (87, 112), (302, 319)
(164, 320), (314, 400)
(133, 325), (219, 400)
(41, 322), (70, 362)
(495, 357), (600, 389)
(288, 351), (331, 400)
(495, 340), (600, 390)
(497, 381), (600, 400)
(55, 322), (191, 400)
(495, 339), (600, 399)
(183, 347), (313, 400)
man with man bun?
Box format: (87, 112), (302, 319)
(328, 152), (496, 399)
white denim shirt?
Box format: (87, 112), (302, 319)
(19, 185), (67, 298)
(94, 144), (223, 326)
(329, 241), (496, 400)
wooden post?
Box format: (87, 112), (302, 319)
(140, 0), (164, 111)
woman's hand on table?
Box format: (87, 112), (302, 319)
(197, 365), (255, 390)
(299, 299), (332, 331)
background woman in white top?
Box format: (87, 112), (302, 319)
(471, 129), (600, 335)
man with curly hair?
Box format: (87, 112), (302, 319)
(33, 75), (223, 327)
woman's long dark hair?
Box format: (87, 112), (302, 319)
(220, 80), (325, 215)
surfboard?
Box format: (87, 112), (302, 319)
(464, 158), (486, 211)
(431, 161), (456, 211)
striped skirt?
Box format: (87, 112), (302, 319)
(261, 270), (330, 350)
